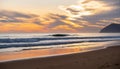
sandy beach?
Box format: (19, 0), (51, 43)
(0, 46), (120, 69)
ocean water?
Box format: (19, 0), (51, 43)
(0, 33), (120, 53)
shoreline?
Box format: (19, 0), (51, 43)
(0, 45), (120, 69)
(0, 41), (113, 62)
(0, 46), (107, 63)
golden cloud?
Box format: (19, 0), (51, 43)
(0, 23), (47, 33)
(52, 25), (78, 33)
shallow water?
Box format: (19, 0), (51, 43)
(0, 33), (120, 53)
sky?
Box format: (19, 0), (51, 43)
(0, 0), (120, 33)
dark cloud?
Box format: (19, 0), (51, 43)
(97, 17), (120, 26)
(102, 0), (120, 6)
(48, 19), (65, 28)
(0, 10), (38, 18)
(42, 13), (104, 32)
(62, 0), (120, 22)
(0, 18), (23, 23)
(32, 18), (41, 25)
(45, 14), (70, 28)
(66, 8), (80, 15)
(0, 10), (39, 23)
(83, 8), (120, 23)
(70, 0), (120, 26)
(48, 13), (67, 19)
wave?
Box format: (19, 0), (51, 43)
(0, 35), (120, 49)
(0, 36), (120, 43)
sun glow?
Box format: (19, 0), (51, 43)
(61, 0), (113, 20)
(0, 23), (46, 33)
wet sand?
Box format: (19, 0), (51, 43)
(0, 46), (120, 69)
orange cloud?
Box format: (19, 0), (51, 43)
(52, 25), (78, 33)
(1, 7), (119, 33)
(0, 23), (47, 33)
(62, 20), (83, 28)
(0, 10), (105, 33)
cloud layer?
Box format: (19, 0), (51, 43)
(60, 0), (115, 20)
(0, 0), (120, 33)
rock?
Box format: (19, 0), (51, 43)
(100, 23), (120, 33)
(51, 34), (69, 37)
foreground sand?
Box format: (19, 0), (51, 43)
(0, 46), (120, 69)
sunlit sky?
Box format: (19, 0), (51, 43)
(0, 0), (120, 33)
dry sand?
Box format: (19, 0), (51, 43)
(0, 46), (120, 69)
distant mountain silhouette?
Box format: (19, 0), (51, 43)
(100, 23), (120, 33)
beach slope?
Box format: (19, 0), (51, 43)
(0, 46), (120, 69)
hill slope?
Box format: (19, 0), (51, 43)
(100, 23), (120, 33)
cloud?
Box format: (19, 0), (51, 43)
(83, 7), (120, 23)
(103, 0), (120, 7)
(0, 10), (48, 33)
(59, 0), (120, 32)
(97, 17), (120, 26)
(43, 13), (103, 32)
(66, 8), (80, 15)
(0, 10), (37, 18)
(0, 10), (39, 23)
(0, 23), (47, 33)
(60, 0), (113, 20)
(0, 10), (81, 33)
(0, 10), (106, 33)
(41, 13), (83, 28)
(0, 0), (119, 34)
(51, 25), (78, 33)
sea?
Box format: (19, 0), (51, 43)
(0, 33), (120, 53)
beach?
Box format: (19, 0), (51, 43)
(0, 46), (120, 69)
(0, 0), (120, 68)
